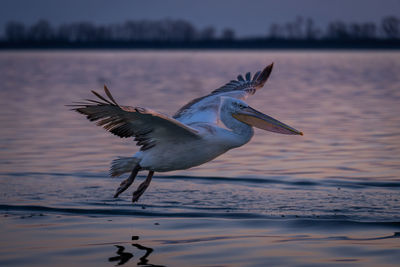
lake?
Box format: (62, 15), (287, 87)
(1, 50), (400, 266)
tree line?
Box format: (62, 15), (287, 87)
(268, 16), (399, 40)
(4, 19), (235, 43)
(2, 16), (400, 48)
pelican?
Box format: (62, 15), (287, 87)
(71, 63), (303, 203)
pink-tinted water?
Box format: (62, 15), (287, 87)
(1, 51), (399, 179)
(0, 51), (399, 266)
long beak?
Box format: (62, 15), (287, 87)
(232, 106), (303, 135)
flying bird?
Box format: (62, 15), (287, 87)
(71, 63), (303, 203)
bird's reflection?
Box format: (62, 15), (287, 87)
(108, 236), (164, 266)
(108, 245), (133, 266)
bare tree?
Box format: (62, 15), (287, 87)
(269, 23), (281, 39)
(381, 16), (400, 39)
(326, 21), (350, 39)
(5, 21), (26, 42)
(293, 16), (304, 39)
(221, 28), (235, 40)
(305, 18), (320, 40)
(29, 20), (54, 41)
(200, 26), (216, 41)
(285, 22), (295, 39)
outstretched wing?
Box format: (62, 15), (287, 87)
(70, 86), (201, 151)
(173, 63), (274, 124)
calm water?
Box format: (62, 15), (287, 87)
(0, 51), (400, 266)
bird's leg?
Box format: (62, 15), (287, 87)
(132, 171), (154, 203)
(113, 165), (141, 198)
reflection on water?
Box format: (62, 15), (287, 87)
(109, 240), (163, 267)
(109, 246), (133, 265)
(0, 213), (399, 267)
(106, 232), (400, 266)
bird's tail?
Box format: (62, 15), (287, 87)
(110, 157), (140, 177)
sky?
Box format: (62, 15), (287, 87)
(1, 0), (399, 37)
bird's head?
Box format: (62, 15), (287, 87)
(221, 97), (303, 135)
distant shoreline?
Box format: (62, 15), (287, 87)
(1, 39), (400, 51)
(1, 43), (399, 51)
(3, 17), (399, 50)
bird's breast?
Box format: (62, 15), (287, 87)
(139, 136), (231, 172)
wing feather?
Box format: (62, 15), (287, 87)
(70, 87), (200, 151)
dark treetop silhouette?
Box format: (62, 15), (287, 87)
(2, 16), (400, 49)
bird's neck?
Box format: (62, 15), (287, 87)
(220, 111), (254, 148)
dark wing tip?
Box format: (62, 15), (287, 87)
(86, 86), (120, 106)
(91, 90), (113, 105)
(104, 85), (118, 105)
(254, 62), (274, 89)
(237, 74), (245, 81)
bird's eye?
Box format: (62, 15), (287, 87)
(239, 104), (245, 109)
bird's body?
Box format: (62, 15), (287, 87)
(137, 122), (252, 172)
(71, 63), (302, 202)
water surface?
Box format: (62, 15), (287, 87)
(0, 51), (400, 266)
